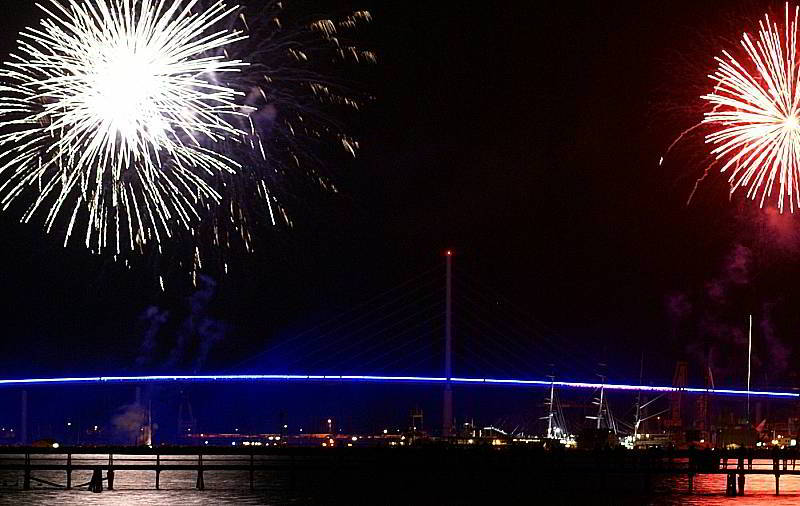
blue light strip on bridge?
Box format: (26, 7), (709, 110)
(0, 374), (796, 398)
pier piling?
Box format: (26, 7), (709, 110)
(66, 454), (71, 489)
(88, 468), (103, 493)
(22, 453), (30, 490)
(737, 455), (746, 495)
(725, 473), (736, 496)
(108, 454), (114, 490)
(249, 453), (254, 491)
(196, 454), (205, 490)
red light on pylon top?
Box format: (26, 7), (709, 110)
(445, 250), (453, 257)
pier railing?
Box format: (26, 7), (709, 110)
(0, 446), (351, 492)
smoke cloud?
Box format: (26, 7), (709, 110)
(136, 306), (169, 367)
(111, 403), (148, 445)
(759, 303), (790, 376)
(135, 275), (230, 372)
(667, 242), (792, 386)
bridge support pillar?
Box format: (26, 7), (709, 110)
(442, 250), (453, 438)
(155, 454), (161, 490)
(737, 473), (745, 495)
(776, 474), (780, 495)
(20, 390), (27, 447)
(687, 473), (693, 493)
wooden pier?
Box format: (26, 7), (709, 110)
(680, 448), (800, 496)
(0, 446), (799, 496)
(0, 446), (318, 493)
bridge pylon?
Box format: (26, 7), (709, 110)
(443, 250), (453, 437)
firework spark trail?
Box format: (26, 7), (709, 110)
(660, 123), (706, 167)
(702, 3), (800, 213)
(0, 0), (252, 253)
(175, 1), (374, 276)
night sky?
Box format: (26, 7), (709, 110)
(1, 0), (800, 397)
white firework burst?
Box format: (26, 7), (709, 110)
(0, 0), (252, 253)
(703, 4), (800, 213)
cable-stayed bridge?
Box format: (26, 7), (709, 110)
(1, 254), (797, 444)
(2, 255), (796, 396)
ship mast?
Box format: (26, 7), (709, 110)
(634, 352), (643, 439)
(595, 369), (607, 430)
(747, 314), (752, 425)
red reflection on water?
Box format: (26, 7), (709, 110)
(655, 459), (800, 505)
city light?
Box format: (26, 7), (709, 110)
(0, 373), (795, 398)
